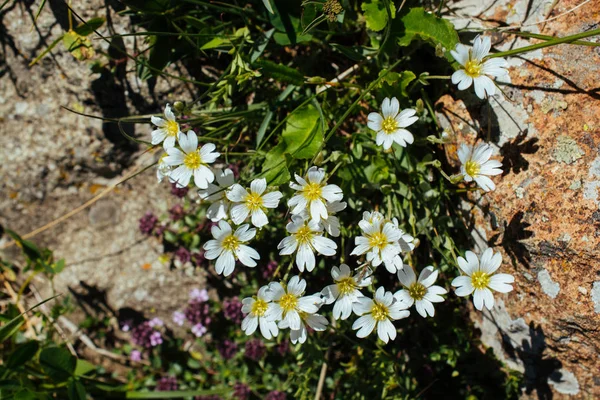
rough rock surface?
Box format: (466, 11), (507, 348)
(440, 0), (600, 397)
(0, 1), (203, 326)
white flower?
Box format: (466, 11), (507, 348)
(241, 285), (279, 339)
(277, 215), (337, 272)
(457, 142), (502, 192)
(203, 220), (260, 277)
(198, 168), (235, 222)
(267, 276), (323, 331)
(288, 166), (343, 221)
(227, 178), (283, 228)
(367, 97), (418, 150)
(156, 153), (171, 182)
(388, 218), (416, 272)
(164, 130), (220, 189)
(318, 201), (347, 237)
(451, 248), (514, 311)
(151, 104), (182, 149)
(280, 312), (328, 344)
(451, 35), (508, 99)
(352, 287), (410, 343)
(350, 214), (403, 273)
(394, 266), (447, 318)
(321, 264), (371, 320)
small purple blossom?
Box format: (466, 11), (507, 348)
(172, 311), (186, 326)
(171, 182), (189, 198)
(244, 339), (266, 362)
(156, 376), (178, 392)
(148, 317), (164, 328)
(265, 391), (286, 400)
(233, 383), (251, 400)
(190, 288), (209, 302)
(276, 340), (290, 356)
(191, 323), (208, 337)
(223, 297), (243, 324)
(185, 299), (211, 327)
(130, 350), (142, 362)
(262, 260), (278, 280)
(169, 204), (185, 221)
(192, 252), (205, 267)
(218, 339), (238, 360)
(175, 247), (191, 264)
(150, 331), (163, 346)
(139, 212), (158, 235)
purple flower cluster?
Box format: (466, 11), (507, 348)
(185, 298), (211, 327)
(131, 321), (163, 349)
(244, 339), (266, 361)
(223, 297), (243, 324)
(262, 260), (278, 280)
(233, 383), (251, 400)
(218, 339), (238, 360)
(169, 204), (185, 221)
(175, 247), (192, 264)
(265, 391), (286, 400)
(139, 212), (158, 235)
(156, 376), (178, 391)
(170, 182), (189, 198)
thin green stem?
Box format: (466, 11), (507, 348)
(489, 27), (600, 58)
(505, 30), (600, 47)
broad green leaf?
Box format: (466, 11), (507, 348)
(200, 37), (230, 50)
(378, 70), (416, 97)
(4, 229), (42, 262)
(68, 379), (87, 400)
(74, 359), (96, 376)
(281, 104), (323, 159)
(6, 341), (39, 369)
(250, 28), (275, 62)
(394, 7), (459, 60)
(362, 0), (395, 32)
(73, 17), (105, 36)
(39, 347), (76, 382)
(261, 141), (291, 186)
(14, 390), (37, 400)
(254, 60), (304, 85)
(0, 316), (24, 343)
(262, 0), (274, 14)
(63, 31), (95, 61)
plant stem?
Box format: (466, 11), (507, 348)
(489, 27), (600, 58)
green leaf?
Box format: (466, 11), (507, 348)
(378, 70), (416, 97)
(261, 141), (291, 186)
(362, 0), (395, 32)
(394, 7), (459, 60)
(54, 258), (66, 274)
(74, 359), (96, 376)
(68, 379), (87, 400)
(4, 229), (42, 262)
(250, 28), (275, 63)
(63, 31), (95, 61)
(73, 17), (105, 36)
(200, 37), (230, 50)
(262, 0), (274, 14)
(14, 390), (37, 400)
(254, 60), (304, 85)
(0, 316), (24, 343)
(6, 341), (39, 369)
(281, 104), (323, 159)
(39, 347), (76, 382)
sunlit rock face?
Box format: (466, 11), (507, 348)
(440, 0), (600, 396)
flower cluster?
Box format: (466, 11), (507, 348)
(130, 318), (164, 349)
(172, 288), (212, 337)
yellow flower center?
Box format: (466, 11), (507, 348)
(370, 302), (390, 321)
(408, 283), (426, 301)
(279, 293), (298, 312)
(303, 182), (323, 201)
(381, 117), (398, 135)
(295, 225), (314, 244)
(165, 120), (179, 137)
(183, 151), (203, 170)
(464, 160), (480, 177)
(464, 59), (482, 78)
(251, 299), (268, 316)
(221, 234), (240, 252)
(244, 192), (263, 211)
(471, 270), (490, 290)
(368, 232), (388, 250)
(336, 277), (356, 296)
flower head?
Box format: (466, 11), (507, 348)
(163, 130), (219, 189)
(394, 266), (447, 318)
(203, 221), (260, 277)
(451, 248), (514, 311)
(241, 286), (279, 339)
(191, 323), (207, 337)
(288, 167), (343, 221)
(280, 311), (328, 344)
(277, 215), (337, 272)
(267, 276), (323, 331)
(458, 142), (502, 192)
(227, 178), (283, 228)
(368, 97), (418, 150)
(321, 264), (371, 320)
(198, 168), (236, 222)
(172, 311), (185, 326)
(151, 104), (181, 149)
(451, 35), (508, 99)
(310, 201), (347, 237)
(352, 287), (410, 343)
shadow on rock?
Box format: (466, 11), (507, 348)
(500, 130), (540, 176)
